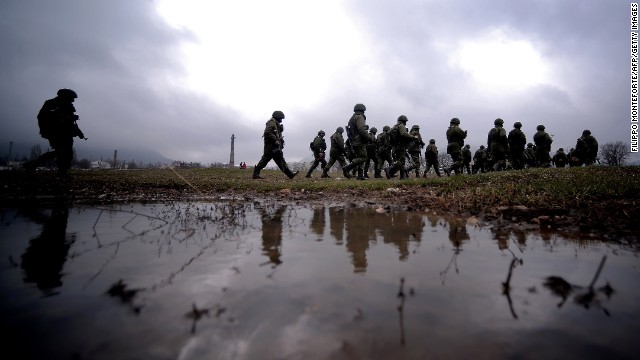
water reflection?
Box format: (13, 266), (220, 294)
(345, 207), (374, 273)
(260, 204), (286, 266)
(20, 204), (73, 296)
(309, 206), (325, 240)
(329, 206), (345, 245)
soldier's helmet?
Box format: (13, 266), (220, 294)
(354, 103), (366, 112)
(429, 139), (435, 144)
(582, 129), (591, 136)
(559, 148), (564, 151)
(514, 122), (522, 128)
(57, 88), (78, 99)
(536, 125), (545, 131)
(480, 145), (485, 149)
(450, 117), (460, 125)
(527, 143), (534, 147)
(465, 144), (470, 148)
(411, 125), (420, 130)
(370, 127), (377, 133)
(494, 118), (504, 126)
(272, 110), (285, 120)
(398, 115), (408, 123)
(337, 127), (344, 133)
(364, 125), (369, 130)
(318, 130), (325, 136)
(383, 126), (390, 132)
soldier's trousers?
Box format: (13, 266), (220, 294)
(34, 137), (74, 173)
(308, 152), (327, 172)
(324, 150), (347, 172)
(377, 150), (393, 171)
(255, 144), (292, 175)
(424, 159), (441, 176)
(364, 151), (378, 174)
(348, 144), (367, 169)
(392, 147), (409, 170)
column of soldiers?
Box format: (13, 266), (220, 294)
(252, 105), (600, 180)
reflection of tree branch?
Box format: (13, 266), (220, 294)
(83, 242), (120, 290)
(502, 258), (519, 319)
(439, 250), (460, 285)
(397, 277), (406, 346)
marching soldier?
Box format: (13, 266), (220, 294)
(375, 126), (394, 178)
(342, 104), (369, 180)
(322, 127), (348, 178)
(508, 122), (527, 170)
(252, 111), (299, 179)
(444, 118), (467, 175)
(533, 125), (553, 168)
(305, 130), (327, 178)
(423, 139), (442, 177)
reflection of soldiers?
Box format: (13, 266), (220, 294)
(25, 89), (86, 177)
(21, 204), (73, 295)
(329, 206), (345, 245)
(447, 217), (470, 251)
(310, 206), (325, 238)
(344, 208), (376, 273)
(423, 139), (441, 177)
(260, 205), (287, 265)
(342, 103), (369, 179)
(253, 111), (299, 179)
(305, 130), (327, 178)
(322, 127), (347, 178)
(533, 125), (553, 168)
(379, 212), (424, 261)
(445, 118), (467, 176)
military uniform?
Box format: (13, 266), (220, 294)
(575, 130), (599, 165)
(533, 125), (553, 168)
(253, 111), (299, 179)
(322, 127), (347, 177)
(508, 122), (527, 170)
(423, 139), (441, 177)
(524, 143), (538, 167)
(461, 145), (472, 174)
(552, 148), (569, 168)
(27, 89), (85, 176)
(342, 104), (369, 179)
(473, 146), (488, 173)
(363, 127), (378, 178)
(375, 126), (394, 178)
(445, 118), (467, 175)
(306, 131), (328, 178)
(407, 125), (425, 177)
(487, 118), (508, 171)
(385, 115), (417, 179)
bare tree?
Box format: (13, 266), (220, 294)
(438, 153), (452, 169)
(600, 141), (631, 166)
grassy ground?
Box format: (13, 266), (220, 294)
(1, 166), (638, 239)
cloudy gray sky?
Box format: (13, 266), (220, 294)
(1, 0), (637, 165)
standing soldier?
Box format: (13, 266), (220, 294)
(305, 130), (327, 178)
(533, 125), (553, 167)
(524, 143), (538, 167)
(342, 104), (369, 180)
(508, 122), (527, 170)
(575, 129), (599, 165)
(461, 145), (472, 174)
(423, 139), (442, 177)
(406, 125), (425, 178)
(375, 126), (393, 178)
(487, 118), (508, 171)
(25, 88), (86, 177)
(252, 111), (299, 179)
(473, 145), (488, 173)
(444, 117), (467, 176)
(363, 127), (378, 179)
(322, 127), (347, 178)
(552, 148), (569, 168)
(384, 115), (418, 179)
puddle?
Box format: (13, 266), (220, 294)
(0, 202), (638, 359)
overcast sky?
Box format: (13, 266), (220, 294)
(1, 0), (637, 165)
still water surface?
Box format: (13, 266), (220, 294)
(0, 202), (638, 360)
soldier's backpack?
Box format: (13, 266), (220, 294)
(388, 125), (400, 146)
(309, 141), (315, 151)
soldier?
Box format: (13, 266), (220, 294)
(24, 89), (86, 177)
(384, 115), (418, 179)
(552, 148), (569, 168)
(423, 139), (442, 177)
(363, 127), (378, 178)
(533, 124), (553, 167)
(375, 125), (393, 178)
(473, 145), (488, 173)
(508, 122), (527, 170)
(524, 143), (538, 168)
(342, 103), (369, 180)
(252, 110), (299, 179)
(575, 129), (599, 165)
(444, 117), (467, 176)
(462, 144), (472, 174)
(568, 147), (581, 167)
(305, 130), (327, 178)
(322, 127), (347, 178)
(406, 125), (425, 177)
(487, 118), (508, 171)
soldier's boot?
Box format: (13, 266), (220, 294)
(443, 167), (451, 176)
(305, 169), (313, 178)
(435, 168), (442, 177)
(374, 169), (384, 178)
(422, 170), (428, 178)
(285, 168), (299, 179)
(252, 166), (264, 179)
(356, 169), (367, 180)
(342, 164), (353, 179)
(321, 169), (331, 178)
